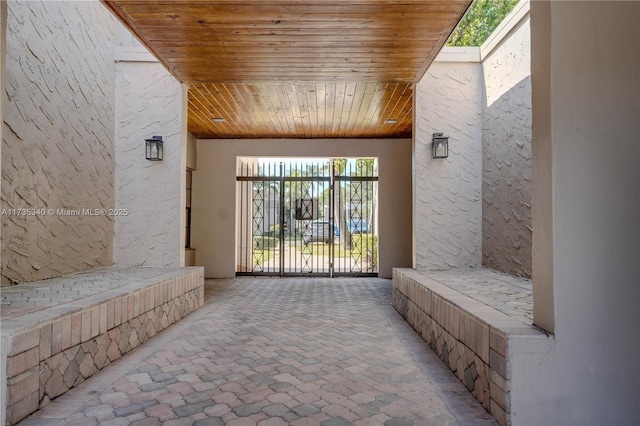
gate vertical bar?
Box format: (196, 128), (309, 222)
(329, 160), (335, 277)
(239, 163), (244, 273)
(279, 162), (285, 277)
(288, 179), (292, 274)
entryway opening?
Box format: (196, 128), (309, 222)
(236, 157), (379, 277)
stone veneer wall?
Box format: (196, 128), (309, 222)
(414, 62), (483, 271)
(3, 268), (204, 425)
(481, 16), (532, 278)
(1, 1), (117, 285)
(114, 58), (185, 267)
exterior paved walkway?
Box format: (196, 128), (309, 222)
(18, 278), (497, 426)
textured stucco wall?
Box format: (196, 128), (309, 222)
(1, 1), (117, 285)
(114, 60), (184, 267)
(414, 62), (483, 271)
(1, 1), (6, 273)
(482, 16), (532, 278)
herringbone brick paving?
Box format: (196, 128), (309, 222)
(20, 278), (497, 426)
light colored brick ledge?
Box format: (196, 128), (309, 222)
(1, 267), (204, 425)
(392, 268), (549, 426)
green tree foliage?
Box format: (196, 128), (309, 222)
(446, 0), (519, 47)
(355, 158), (375, 177)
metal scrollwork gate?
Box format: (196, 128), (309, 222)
(236, 158), (378, 277)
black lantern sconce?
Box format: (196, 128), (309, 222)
(432, 132), (449, 159)
(145, 136), (164, 161)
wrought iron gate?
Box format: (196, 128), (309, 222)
(236, 158), (378, 277)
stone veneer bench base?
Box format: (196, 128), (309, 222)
(1, 267), (204, 425)
(392, 268), (550, 426)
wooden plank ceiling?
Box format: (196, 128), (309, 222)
(102, 1), (471, 139)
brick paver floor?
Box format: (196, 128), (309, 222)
(19, 278), (497, 426)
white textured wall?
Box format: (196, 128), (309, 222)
(481, 16), (532, 278)
(414, 62), (483, 271)
(1, 3), (6, 423)
(114, 60), (184, 267)
(1, 1), (116, 285)
(1, 1), (6, 276)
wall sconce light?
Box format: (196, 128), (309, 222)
(432, 133), (449, 159)
(145, 136), (163, 161)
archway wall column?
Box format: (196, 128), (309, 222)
(520, 1), (640, 424)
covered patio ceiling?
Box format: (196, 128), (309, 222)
(102, 1), (471, 139)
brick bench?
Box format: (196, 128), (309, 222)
(1, 267), (204, 425)
(392, 268), (549, 426)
